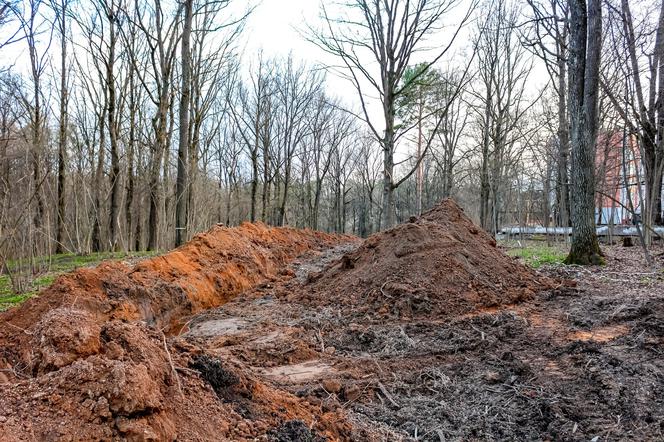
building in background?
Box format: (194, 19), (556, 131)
(594, 131), (643, 225)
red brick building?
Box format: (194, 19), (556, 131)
(594, 132), (643, 225)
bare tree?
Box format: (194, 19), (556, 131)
(429, 70), (468, 202)
(16, 0), (53, 244)
(175, 0), (192, 246)
(52, 0), (70, 253)
(471, 0), (537, 234)
(229, 54), (272, 223)
(601, 0), (664, 244)
(273, 56), (323, 226)
(525, 0), (570, 228)
(187, 3), (244, 234)
(74, 0), (124, 251)
(564, 0), (603, 265)
(0, 0), (23, 50)
(310, 0), (476, 228)
(128, 0), (181, 251)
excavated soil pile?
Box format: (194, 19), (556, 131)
(301, 199), (552, 319)
(0, 223), (355, 441)
(1, 222), (345, 363)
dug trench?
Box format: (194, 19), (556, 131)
(1, 199), (663, 441)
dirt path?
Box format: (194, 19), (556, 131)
(185, 244), (664, 441)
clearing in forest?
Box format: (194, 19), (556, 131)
(0, 199), (662, 441)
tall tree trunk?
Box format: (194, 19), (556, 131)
(148, 107), (167, 251)
(56, 0), (68, 254)
(0, 114), (9, 234)
(250, 144), (258, 222)
(107, 7), (120, 252)
(416, 94), (423, 215)
(479, 84), (492, 230)
(556, 55), (570, 227)
(261, 128), (270, 223)
(30, 53), (45, 233)
(125, 74), (136, 251)
(92, 106), (107, 253)
(565, 0), (603, 265)
(381, 92), (396, 229)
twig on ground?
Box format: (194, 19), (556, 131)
(377, 381), (400, 408)
(162, 332), (184, 398)
(6, 322), (32, 335)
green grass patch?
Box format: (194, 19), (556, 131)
(506, 245), (567, 269)
(5, 251), (157, 273)
(0, 251), (158, 312)
(0, 274), (48, 311)
(0, 290), (33, 312)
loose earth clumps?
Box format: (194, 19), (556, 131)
(300, 199), (552, 319)
(0, 223), (354, 441)
(1, 199), (662, 441)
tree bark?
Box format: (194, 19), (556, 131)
(175, 0), (192, 246)
(56, 0), (68, 254)
(107, 3), (120, 252)
(556, 54), (570, 227)
(91, 104), (106, 253)
(565, 0), (603, 265)
(381, 91), (396, 229)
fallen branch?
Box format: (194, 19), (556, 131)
(377, 381), (400, 408)
(162, 332), (184, 398)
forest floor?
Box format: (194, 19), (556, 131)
(0, 251), (157, 311)
(0, 201), (662, 441)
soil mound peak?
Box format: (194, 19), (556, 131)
(302, 199), (551, 319)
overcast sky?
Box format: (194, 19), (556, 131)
(242, 0), (320, 59)
(238, 0), (365, 113)
(2, 0), (547, 162)
(236, 0), (485, 137)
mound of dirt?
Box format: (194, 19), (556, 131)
(0, 320), (353, 441)
(0, 222), (348, 367)
(300, 199), (552, 319)
(0, 223), (356, 441)
(0, 202), (557, 440)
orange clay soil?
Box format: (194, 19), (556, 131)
(0, 222), (357, 441)
(0, 222), (351, 362)
(0, 201), (554, 441)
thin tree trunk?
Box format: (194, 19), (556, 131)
(92, 106), (106, 253)
(107, 7), (120, 252)
(55, 0), (68, 254)
(125, 74), (136, 251)
(175, 0), (192, 246)
(557, 55), (570, 227)
(381, 92), (396, 230)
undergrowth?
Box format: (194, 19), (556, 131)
(505, 244), (567, 269)
(0, 251), (157, 311)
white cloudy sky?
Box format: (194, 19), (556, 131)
(236, 0), (484, 134)
(241, 0), (321, 59)
(238, 0), (375, 117)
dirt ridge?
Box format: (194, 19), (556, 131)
(0, 222), (356, 441)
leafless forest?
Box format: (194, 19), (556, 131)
(1, 1), (664, 441)
(0, 0), (660, 264)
